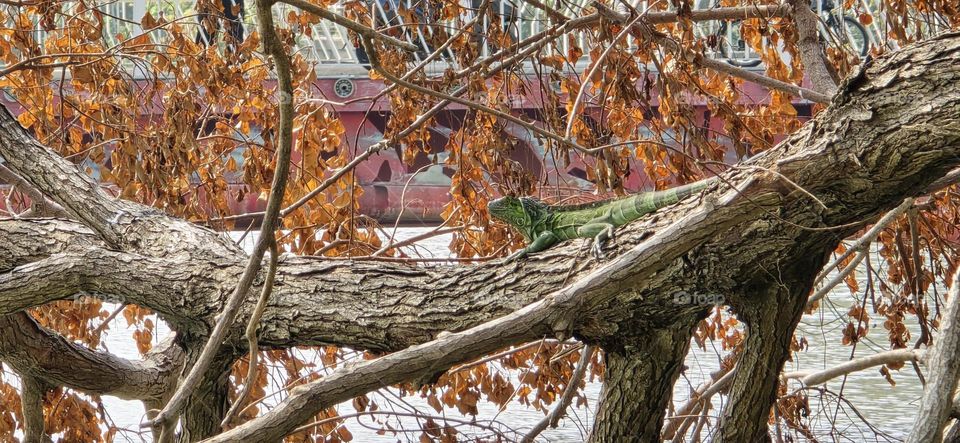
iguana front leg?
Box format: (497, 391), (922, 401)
(501, 231), (559, 263)
(577, 221), (616, 260)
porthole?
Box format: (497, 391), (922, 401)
(334, 78), (355, 98)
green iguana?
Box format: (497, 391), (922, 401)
(487, 176), (718, 261)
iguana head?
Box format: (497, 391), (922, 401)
(488, 196), (546, 242)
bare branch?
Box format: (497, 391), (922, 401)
(663, 365), (736, 439)
(0, 107), (129, 244)
(926, 167), (960, 192)
(789, 0), (839, 95)
(806, 248), (868, 308)
(203, 173), (759, 442)
(782, 348), (925, 386)
(221, 239), (279, 428)
(519, 0), (570, 22)
(277, 0), (419, 52)
(521, 345), (594, 442)
(807, 197), (915, 309)
(592, 2), (833, 104)
(697, 56), (833, 104)
(359, 36), (590, 153)
(565, 6), (649, 140)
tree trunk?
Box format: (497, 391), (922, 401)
(174, 342), (235, 442)
(20, 375), (50, 443)
(588, 317), (700, 442)
(718, 271), (820, 442)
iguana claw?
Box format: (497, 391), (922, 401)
(591, 226), (615, 260)
(591, 241), (606, 260)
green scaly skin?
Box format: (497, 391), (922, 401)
(488, 176), (718, 261)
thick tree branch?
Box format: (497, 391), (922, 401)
(710, 33), (960, 439)
(907, 270), (960, 443)
(0, 106), (129, 244)
(789, 0), (839, 95)
(1, 34), (957, 354)
(204, 177), (758, 442)
(0, 164), (67, 218)
(0, 312), (181, 401)
(19, 374), (50, 443)
(0, 111), (243, 264)
(0, 30), (957, 443)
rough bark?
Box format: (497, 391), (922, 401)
(700, 33), (960, 438)
(204, 180), (763, 442)
(718, 273), (817, 442)
(209, 31), (960, 442)
(0, 31), (957, 442)
(790, 0), (839, 94)
(587, 317), (701, 442)
(174, 343), (235, 442)
(906, 270), (960, 443)
(0, 164), (67, 218)
(19, 375), (50, 443)
(151, 0), (297, 427)
(0, 312), (180, 401)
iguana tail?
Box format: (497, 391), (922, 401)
(611, 176), (718, 225)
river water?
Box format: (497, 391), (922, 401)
(88, 228), (922, 442)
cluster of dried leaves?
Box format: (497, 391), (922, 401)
(0, 0), (958, 440)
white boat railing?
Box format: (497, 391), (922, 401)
(5, 0), (921, 72)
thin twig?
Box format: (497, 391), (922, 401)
(372, 226), (464, 257)
(359, 36), (589, 154)
(221, 238), (280, 428)
(592, 2), (831, 104)
(809, 198), (914, 295)
(277, 0), (419, 52)
(212, 11), (592, 228)
(91, 304), (127, 338)
(806, 248), (868, 308)
(290, 410), (515, 439)
(450, 339), (578, 373)
(663, 365), (737, 439)
(564, 3), (655, 140)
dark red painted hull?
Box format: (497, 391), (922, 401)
(0, 74), (814, 223)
